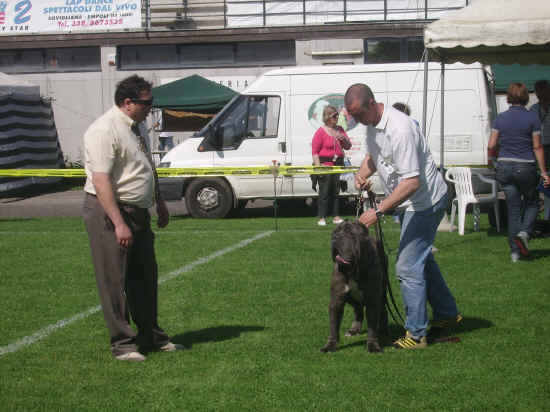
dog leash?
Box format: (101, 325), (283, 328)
(358, 190), (405, 327)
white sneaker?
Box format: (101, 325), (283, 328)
(158, 342), (185, 352)
(333, 217), (344, 224)
(510, 252), (520, 263)
(115, 351), (146, 362)
(317, 219), (327, 226)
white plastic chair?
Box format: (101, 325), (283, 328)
(445, 167), (500, 235)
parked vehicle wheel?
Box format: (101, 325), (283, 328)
(185, 178), (234, 218)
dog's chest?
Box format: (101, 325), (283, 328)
(345, 279), (364, 302)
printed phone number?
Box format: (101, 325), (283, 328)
(58, 18), (124, 27)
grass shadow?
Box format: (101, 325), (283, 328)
(334, 316), (494, 352)
(523, 248), (550, 260)
(334, 323), (405, 352)
(171, 324), (266, 349)
(231, 201), (315, 219)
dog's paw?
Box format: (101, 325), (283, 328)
(366, 341), (383, 353)
(345, 328), (361, 337)
(320, 341), (338, 353)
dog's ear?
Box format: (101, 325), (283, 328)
(349, 222), (370, 263)
(331, 227), (343, 262)
(332, 221), (347, 238)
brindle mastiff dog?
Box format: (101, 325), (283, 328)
(321, 221), (388, 353)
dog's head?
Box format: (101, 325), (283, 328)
(331, 221), (370, 272)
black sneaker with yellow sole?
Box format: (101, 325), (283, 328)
(428, 314), (463, 337)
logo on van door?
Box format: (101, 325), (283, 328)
(308, 94), (358, 132)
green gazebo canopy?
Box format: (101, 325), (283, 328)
(152, 74), (237, 112)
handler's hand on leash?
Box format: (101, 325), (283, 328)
(358, 209), (378, 228)
(354, 173), (371, 190)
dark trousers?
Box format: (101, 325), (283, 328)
(495, 161), (539, 254)
(83, 193), (169, 356)
(318, 174), (340, 218)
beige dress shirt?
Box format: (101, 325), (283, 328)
(83, 105), (155, 209)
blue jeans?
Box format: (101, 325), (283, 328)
(495, 161), (539, 254)
(396, 194), (459, 338)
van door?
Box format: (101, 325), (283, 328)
(211, 94), (290, 198)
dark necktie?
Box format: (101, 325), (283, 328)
(131, 123), (162, 203)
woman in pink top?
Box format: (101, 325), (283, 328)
(312, 105), (352, 226)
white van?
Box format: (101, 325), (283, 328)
(159, 62), (495, 218)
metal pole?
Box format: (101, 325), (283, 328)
(422, 50), (428, 137)
(440, 62), (445, 168)
(344, 0), (347, 23)
(425, 0), (428, 20)
(145, 0), (151, 30)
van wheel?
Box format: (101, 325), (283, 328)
(185, 178), (233, 218)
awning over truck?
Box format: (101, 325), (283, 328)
(152, 74), (238, 112)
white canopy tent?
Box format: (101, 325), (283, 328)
(424, 0), (550, 65)
(422, 0), (550, 167)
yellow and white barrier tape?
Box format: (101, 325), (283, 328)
(0, 165), (359, 178)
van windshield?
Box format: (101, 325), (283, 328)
(202, 95), (280, 150)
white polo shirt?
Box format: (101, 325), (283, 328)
(83, 105), (155, 209)
(366, 105), (447, 211)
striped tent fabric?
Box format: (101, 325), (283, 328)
(0, 92), (65, 196)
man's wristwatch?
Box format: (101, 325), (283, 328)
(375, 210), (383, 219)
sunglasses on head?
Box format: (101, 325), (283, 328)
(131, 98), (154, 106)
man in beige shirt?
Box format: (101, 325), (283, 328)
(83, 75), (179, 362)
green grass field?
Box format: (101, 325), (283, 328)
(1, 210), (549, 411)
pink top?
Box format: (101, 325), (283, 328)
(311, 126), (351, 165)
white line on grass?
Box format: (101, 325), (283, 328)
(0, 230), (274, 357)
